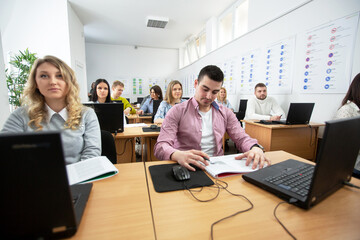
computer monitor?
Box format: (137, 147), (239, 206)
(137, 97), (144, 104)
(152, 100), (162, 123)
(83, 103), (124, 134)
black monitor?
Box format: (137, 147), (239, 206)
(126, 98), (130, 103)
(152, 100), (162, 123)
(182, 97), (190, 100)
(83, 103), (124, 134)
(137, 97), (144, 104)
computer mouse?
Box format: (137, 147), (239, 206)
(150, 124), (158, 129)
(172, 165), (190, 181)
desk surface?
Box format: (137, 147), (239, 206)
(71, 162), (155, 240)
(243, 119), (324, 129)
(145, 151), (360, 240)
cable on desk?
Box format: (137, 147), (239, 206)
(183, 179), (254, 240)
(307, 124), (314, 147)
(343, 181), (360, 189)
(273, 198), (298, 240)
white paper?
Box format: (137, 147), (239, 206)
(66, 156), (118, 185)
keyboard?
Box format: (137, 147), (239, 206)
(264, 164), (314, 197)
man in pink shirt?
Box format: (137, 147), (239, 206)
(154, 65), (270, 171)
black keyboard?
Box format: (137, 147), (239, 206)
(264, 164), (314, 197)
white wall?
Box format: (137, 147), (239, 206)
(68, 2), (88, 102)
(0, 0), (89, 109)
(85, 43), (178, 102)
(1, 0), (71, 64)
(171, 0), (360, 131)
(0, 32), (10, 127)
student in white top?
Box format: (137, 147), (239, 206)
(334, 73), (360, 177)
(245, 83), (285, 120)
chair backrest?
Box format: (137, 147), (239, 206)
(236, 99), (247, 126)
(152, 99), (162, 123)
(100, 130), (117, 164)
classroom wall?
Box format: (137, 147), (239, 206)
(170, 0), (360, 130)
(1, 0), (71, 64)
(0, 0), (89, 109)
(85, 43), (178, 102)
(68, 2), (88, 102)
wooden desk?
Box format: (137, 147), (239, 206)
(127, 114), (152, 124)
(114, 127), (141, 163)
(242, 120), (323, 161)
(145, 151), (360, 240)
(140, 129), (160, 162)
(114, 126), (160, 163)
(71, 163), (155, 240)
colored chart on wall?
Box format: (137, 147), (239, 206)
(132, 77), (145, 95)
(221, 58), (237, 95)
(238, 49), (261, 94)
(264, 36), (295, 94)
(299, 12), (359, 93)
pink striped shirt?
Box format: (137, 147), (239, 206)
(154, 97), (258, 160)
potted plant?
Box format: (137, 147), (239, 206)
(5, 49), (37, 109)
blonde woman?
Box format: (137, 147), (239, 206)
(215, 87), (234, 111)
(1, 55), (101, 164)
(154, 80), (185, 124)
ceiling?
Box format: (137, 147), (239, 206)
(69, 0), (237, 49)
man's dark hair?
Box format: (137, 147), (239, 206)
(198, 65), (224, 83)
(255, 83), (266, 90)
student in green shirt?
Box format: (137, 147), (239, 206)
(110, 80), (136, 115)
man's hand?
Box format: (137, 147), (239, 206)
(270, 115), (281, 121)
(124, 107), (131, 115)
(235, 147), (271, 169)
(171, 150), (210, 171)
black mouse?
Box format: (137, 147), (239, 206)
(172, 165), (190, 181)
(150, 124), (158, 129)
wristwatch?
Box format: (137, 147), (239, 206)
(250, 144), (265, 152)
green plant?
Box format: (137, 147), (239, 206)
(5, 49), (37, 107)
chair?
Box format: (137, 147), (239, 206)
(236, 99), (247, 127)
(101, 130), (117, 164)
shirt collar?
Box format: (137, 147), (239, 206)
(190, 97), (219, 111)
(46, 104), (68, 123)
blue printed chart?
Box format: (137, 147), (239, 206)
(148, 77), (165, 93)
(299, 12), (359, 93)
(264, 36), (295, 94)
(181, 73), (197, 97)
(220, 58), (237, 94)
(238, 49), (261, 94)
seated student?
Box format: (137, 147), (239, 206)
(91, 78), (111, 103)
(1, 55), (101, 164)
(154, 80), (185, 124)
(215, 87), (234, 111)
(334, 73), (360, 178)
(154, 65), (269, 171)
(111, 80), (136, 115)
(137, 85), (163, 115)
(245, 83), (285, 120)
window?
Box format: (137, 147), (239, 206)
(234, 0), (248, 38)
(218, 10), (233, 47)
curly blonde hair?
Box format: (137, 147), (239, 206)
(22, 55), (83, 130)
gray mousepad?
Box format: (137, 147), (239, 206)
(149, 163), (214, 192)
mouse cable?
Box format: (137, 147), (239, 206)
(184, 179), (254, 240)
(343, 181), (360, 189)
(273, 198), (298, 240)
(183, 181), (221, 202)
